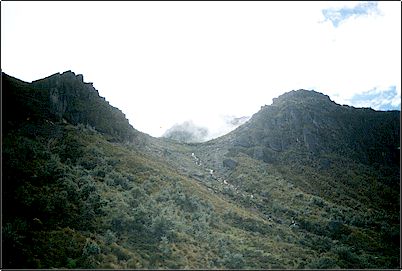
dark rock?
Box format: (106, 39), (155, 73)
(302, 127), (318, 153)
(30, 70), (136, 142)
(234, 135), (253, 147)
(223, 158), (238, 169)
(191, 172), (205, 179)
(272, 89), (333, 106)
(223, 89), (400, 170)
(262, 148), (277, 163)
(268, 138), (282, 152)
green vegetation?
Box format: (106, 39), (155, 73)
(2, 73), (400, 269)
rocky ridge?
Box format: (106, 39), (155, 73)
(2, 71), (400, 269)
(31, 71), (137, 141)
(220, 89), (399, 167)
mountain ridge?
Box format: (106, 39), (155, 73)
(222, 89), (399, 165)
(2, 71), (400, 269)
(3, 71), (141, 142)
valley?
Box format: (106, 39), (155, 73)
(2, 71), (400, 269)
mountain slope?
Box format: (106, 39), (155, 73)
(4, 71), (140, 142)
(194, 90), (399, 206)
(2, 72), (400, 269)
(228, 89), (399, 167)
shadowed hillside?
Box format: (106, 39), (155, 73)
(2, 72), (400, 269)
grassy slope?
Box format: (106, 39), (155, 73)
(2, 75), (400, 269)
(3, 121), (313, 269)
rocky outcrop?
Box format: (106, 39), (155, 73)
(31, 71), (136, 141)
(32, 71), (96, 119)
(223, 158), (238, 170)
(226, 89), (400, 167)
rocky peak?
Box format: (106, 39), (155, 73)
(272, 89), (335, 107)
(32, 70), (96, 99)
(29, 71), (136, 141)
(228, 89), (400, 167)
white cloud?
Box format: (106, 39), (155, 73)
(348, 86), (400, 110)
(322, 1), (380, 27)
(2, 1), (400, 137)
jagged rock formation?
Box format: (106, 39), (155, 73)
(225, 89), (399, 168)
(3, 71), (137, 142)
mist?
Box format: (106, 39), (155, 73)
(161, 115), (250, 143)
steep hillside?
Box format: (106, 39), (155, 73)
(189, 89), (400, 267)
(3, 71), (140, 142)
(2, 73), (400, 269)
(227, 90), (399, 167)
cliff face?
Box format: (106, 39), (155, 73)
(3, 71), (137, 142)
(227, 89), (400, 168)
(31, 71), (96, 120)
(193, 89), (399, 216)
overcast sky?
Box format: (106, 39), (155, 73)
(2, 1), (401, 137)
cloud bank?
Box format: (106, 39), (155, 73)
(162, 116), (250, 143)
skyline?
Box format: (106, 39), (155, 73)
(2, 1), (401, 137)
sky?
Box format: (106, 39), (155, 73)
(2, 1), (401, 138)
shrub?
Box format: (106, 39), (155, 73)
(105, 171), (130, 189)
(310, 196), (325, 208)
(223, 252), (245, 269)
(307, 257), (339, 269)
(82, 239), (101, 256)
(151, 215), (174, 242)
(332, 245), (360, 267)
(104, 229), (118, 245)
